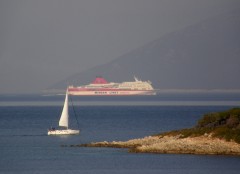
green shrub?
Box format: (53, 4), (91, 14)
(158, 108), (240, 144)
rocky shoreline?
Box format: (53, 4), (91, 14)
(74, 134), (240, 156)
(71, 108), (240, 156)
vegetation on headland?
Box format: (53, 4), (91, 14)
(160, 108), (240, 143)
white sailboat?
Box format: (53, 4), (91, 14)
(48, 90), (80, 135)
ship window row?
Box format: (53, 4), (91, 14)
(119, 85), (151, 88)
(120, 86), (151, 88)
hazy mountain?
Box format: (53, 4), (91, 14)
(50, 9), (240, 90)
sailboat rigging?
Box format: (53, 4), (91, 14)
(48, 89), (80, 135)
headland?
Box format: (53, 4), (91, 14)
(72, 108), (240, 156)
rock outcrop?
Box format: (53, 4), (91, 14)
(76, 134), (240, 155)
(73, 108), (240, 156)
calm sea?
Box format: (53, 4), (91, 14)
(0, 93), (240, 174)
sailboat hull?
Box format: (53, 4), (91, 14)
(48, 129), (80, 135)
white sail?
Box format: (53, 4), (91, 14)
(59, 90), (69, 128)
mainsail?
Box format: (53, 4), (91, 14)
(59, 90), (69, 128)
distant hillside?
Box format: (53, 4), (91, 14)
(50, 9), (240, 90)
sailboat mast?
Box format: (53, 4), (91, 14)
(69, 94), (80, 130)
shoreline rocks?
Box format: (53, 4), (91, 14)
(71, 108), (240, 156)
(75, 135), (240, 156)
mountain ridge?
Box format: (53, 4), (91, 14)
(50, 9), (240, 90)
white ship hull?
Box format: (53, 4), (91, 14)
(48, 129), (80, 135)
(68, 90), (156, 96)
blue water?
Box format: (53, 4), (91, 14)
(0, 94), (240, 174)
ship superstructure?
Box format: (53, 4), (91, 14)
(68, 76), (156, 95)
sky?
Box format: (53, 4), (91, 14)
(0, 0), (240, 94)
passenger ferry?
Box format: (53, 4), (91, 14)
(68, 76), (156, 95)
